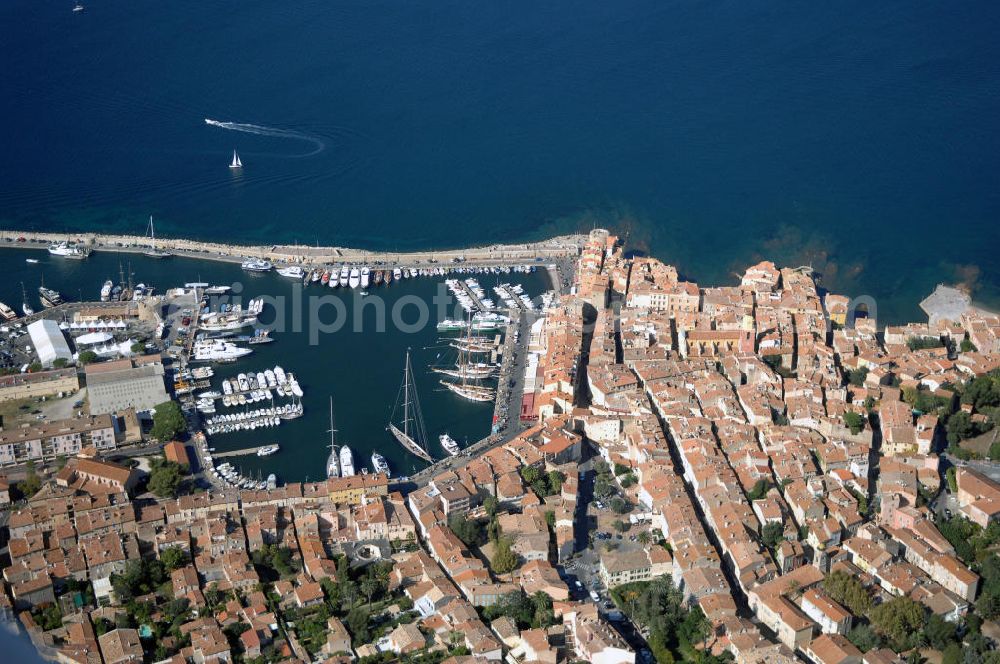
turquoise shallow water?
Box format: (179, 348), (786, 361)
(1, 1), (998, 322)
(0, 248), (550, 482)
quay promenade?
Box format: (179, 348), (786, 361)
(0, 229), (585, 267)
(407, 311), (533, 487)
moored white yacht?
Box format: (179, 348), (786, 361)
(371, 452), (389, 475)
(191, 339), (252, 362)
(340, 445), (356, 476)
(277, 266), (306, 279)
(48, 241), (87, 259)
(348, 267), (361, 289)
(100, 280), (113, 301)
(360, 267), (371, 288)
(439, 434), (461, 456)
(241, 258), (273, 272)
(0, 302), (16, 321)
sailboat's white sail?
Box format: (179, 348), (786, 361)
(230, 149), (242, 169)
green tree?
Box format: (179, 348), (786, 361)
(946, 467), (958, 493)
(484, 496), (499, 518)
(160, 546), (189, 571)
(531, 592), (555, 628)
(610, 496), (630, 514)
(492, 537), (519, 575)
(28, 361), (43, 372)
(131, 342), (146, 354)
(449, 513), (482, 547)
(761, 522), (785, 550)
(52, 357), (69, 368)
(16, 470), (42, 499)
(823, 570), (872, 616)
(847, 624), (880, 652)
(941, 643), (962, 664)
(846, 367), (869, 387)
(907, 336), (944, 351)
(346, 607), (370, 644)
(148, 457), (184, 498)
(923, 613), (957, 650)
(521, 466), (541, 485)
(947, 411), (992, 446)
(989, 441), (1000, 461)
(869, 596), (924, 651)
(960, 338), (977, 353)
(843, 411), (865, 435)
(150, 400), (186, 442)
(32, 603), (63, 631)
(748, 479), (771, 501)
(78, 350), (98, 365)
(360, 576), (381, 606)
(594, 474), (615, 498)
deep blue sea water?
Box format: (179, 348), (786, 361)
(2, 1), (999, 322)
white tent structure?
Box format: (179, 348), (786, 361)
(27, 319), (73, 367)
(74, 331), (114, 346)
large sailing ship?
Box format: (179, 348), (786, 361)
(387, 348), (434, 463)
(439, 317), (496, 402)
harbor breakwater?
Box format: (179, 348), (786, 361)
(0, 229), (586, 266)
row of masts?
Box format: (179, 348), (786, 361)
(326, 314), (502, 476)
(438, 312), (497, 402)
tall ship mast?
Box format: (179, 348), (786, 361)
(143, 215), (171, 259)
(387, 348), (434, 463)
(440, 315), (496, 402)
(326, 396), (341, 479)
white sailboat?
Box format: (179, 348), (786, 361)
(143, 216), (171, 258)
(229, 149), (243, 169)
(326, 397), (341, 479)
(21, 283), (34, 317)
(387, 348), (434, 463)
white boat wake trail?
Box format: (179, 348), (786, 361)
(204, 118), (325, 157)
